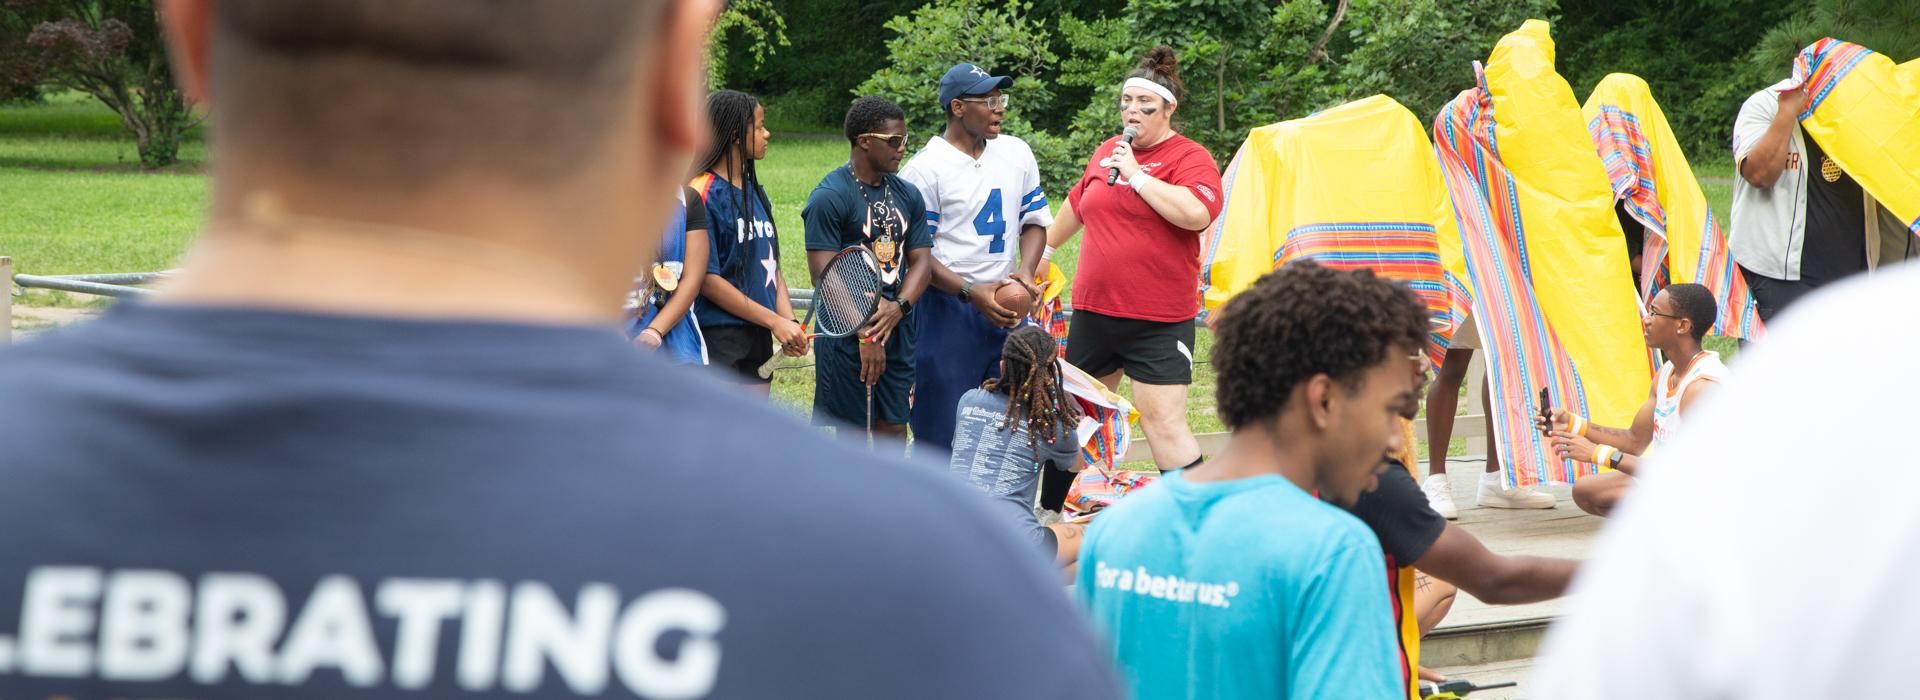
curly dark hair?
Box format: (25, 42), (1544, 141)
(1662, 282), (1718, 341)
(983, 325), (1081, 451)
(1212, 260), (1429, 429)
(843, 95), (906, 144)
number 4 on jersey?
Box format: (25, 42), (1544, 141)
(973, 188), (1006, 254)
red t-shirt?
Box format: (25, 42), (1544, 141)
(1066, 133), (1223, 322)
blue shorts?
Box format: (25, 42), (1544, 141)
(812, 317), (916, 430)
(909, 289), (1009, 455)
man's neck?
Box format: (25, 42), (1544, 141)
(153, 182), (645, 326)
(848, 154), (883, 186)
(1183, 419), (1316, 493)
(942, 122), (986, 160)
(1663, 340), (1706, 373)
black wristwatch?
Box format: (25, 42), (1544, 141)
(896, 297), (913, 315)
(958, 282), (974, 304)
(1607, 450), (1625, 469)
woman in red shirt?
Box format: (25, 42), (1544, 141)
(1029, 45), (1223, 506)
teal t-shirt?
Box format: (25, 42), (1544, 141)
(1075, 472), (1400, 699)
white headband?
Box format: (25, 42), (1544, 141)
(1123, 77), (1177, 106)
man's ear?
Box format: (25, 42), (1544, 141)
(157, 0), (214, 105)
(650, 0), (722, 155)
(1304, 374), (1334, 430)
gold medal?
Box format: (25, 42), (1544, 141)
(874, 236), (898, 265)
(1820, 155), (1842, 182)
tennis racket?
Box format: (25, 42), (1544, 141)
(756, 246), (884, 379)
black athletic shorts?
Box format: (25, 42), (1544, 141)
(702, 324), (774, 384)
(1065, 308), (1196, 386)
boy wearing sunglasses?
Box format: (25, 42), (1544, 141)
(801, 96), (934, 442)
(898, 63), (1055, 455)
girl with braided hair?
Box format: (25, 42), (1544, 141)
(690, 90), (806, 390)
(945, 325), (1088, 571)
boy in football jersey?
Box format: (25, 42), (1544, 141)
(899, 63), (1055, 454)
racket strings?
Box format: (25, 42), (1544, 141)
(813, 255), (882, 337)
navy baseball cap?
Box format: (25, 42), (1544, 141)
(938, 63), (1014, 107)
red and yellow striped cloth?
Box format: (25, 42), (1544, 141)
(1431, 20), (1648, 487)
(1790, 38), (1920, 236)
(1583, 73), (1764, 340)
(1200, 95), (1457, 366)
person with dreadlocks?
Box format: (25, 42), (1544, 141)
(692, 89), (807, 390)
(946, 325), (1087, 569)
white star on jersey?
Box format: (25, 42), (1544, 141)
(898, 134), (1054, 286)
(761, 249), (778, 290)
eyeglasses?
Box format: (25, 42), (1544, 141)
(1646, 307), (1684, 321)
(859, 132), (910, 150)
(958, 95), (1010, 110)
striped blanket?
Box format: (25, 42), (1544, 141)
(1583, 73), (1764, 340)
(1057, 358), (1151, 523)
(1200, 95), (1458, 366)
(1429, 20), (1648, 487)
(1789, 38), (1920, 236)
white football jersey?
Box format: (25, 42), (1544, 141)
(899, 134), (1055, 285)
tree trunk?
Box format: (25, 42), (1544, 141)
(1215, 50), (1226, 133)
(1307, 0), (1351, 65)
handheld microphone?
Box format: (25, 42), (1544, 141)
(1106, 125), (1139, 186)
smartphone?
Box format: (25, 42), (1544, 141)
(1537, 387), (1553, 437)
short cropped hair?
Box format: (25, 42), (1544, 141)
(1664, 283), (1718, 341)
(212, 0), (661, 187)
(843, 96), (905, 144)
(1213, 261), (1430, 429)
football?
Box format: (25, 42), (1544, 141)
(992, 280), (1034, 317)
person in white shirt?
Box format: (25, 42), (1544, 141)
(1729, 84), (1884, 321)
(1540, 283), (1727, 517)
(1531, 263), (1920, 698)
(898, 63), (1055, 455)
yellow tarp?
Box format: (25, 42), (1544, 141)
(1795, 39), (1920, 235)
(1199, 95), (1465, 365)
(1583, 73), (1763, 339)
(1481, 19), (1648, 427)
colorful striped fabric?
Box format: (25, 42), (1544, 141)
(1057, 358), (1152, 523)
(1791, 38), (1920, 236)
(1584, 73), (1764, 340)
(1429, 20), (1648, 487)
(1199, 95), (1458, 366)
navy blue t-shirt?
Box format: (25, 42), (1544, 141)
(693, 173), (781, 328)
(0, 304), (1120, 699)
(801, 164), (934, 299)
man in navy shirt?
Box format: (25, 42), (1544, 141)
(0, 2), (1120, 698)
(802, 97), (934, 443)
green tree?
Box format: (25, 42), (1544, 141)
(706, 0), (789, 91)
(1337, 0), (1558, 123)
(3, 0), (197, 168)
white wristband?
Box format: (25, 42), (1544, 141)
(1040, 245), (1056, 262)
(1128, 169), (1156, 190)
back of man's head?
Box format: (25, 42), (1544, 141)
(1212, 261), (1429, 429)
(1665, 283), (1718, 341)
(204, 0), (662, 188)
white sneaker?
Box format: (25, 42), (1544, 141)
(1421, 474), (1459, 520)
(1477, 475), (1557, 509)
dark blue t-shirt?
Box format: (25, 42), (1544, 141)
(693, 173), (781, 328)
(0, 304), (1120, 699)
(801, 164), (934, 299)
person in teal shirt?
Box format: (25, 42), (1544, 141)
(1076, 261), (1428, 699)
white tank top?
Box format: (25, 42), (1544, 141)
(1651, 351), (1728, 450)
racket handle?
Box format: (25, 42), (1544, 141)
(755, 332), (817, 379)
